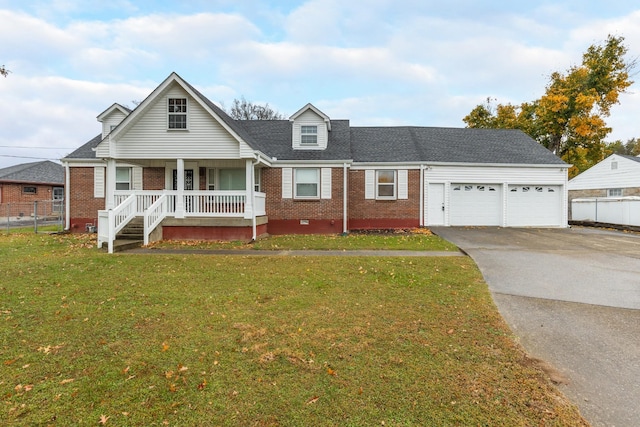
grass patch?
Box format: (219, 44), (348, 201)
(148, 229), (459, 251)
(0, 233), (588, 426)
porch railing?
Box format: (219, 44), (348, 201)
(100, 190), (266, 253)
(144, 194), (168, 245)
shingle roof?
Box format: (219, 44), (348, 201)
(0, 160), (64, 184)
(350, 126), (566, 165)
(240, 120), (352, 161)
(64, 134), (102, 159)
(620, 154), (640, 164)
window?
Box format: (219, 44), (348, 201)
(608, 188), (623, 197)
(23, 186), (37, 194)
(207, 168), (216, 190)
(301, 125), (318, 144)
(116, 167), (131, 190)
(377, 170), (396, 199)
(295, 168), (319, 198)
(219, 169), (246, 191)
(168, 98), (187, 129)
(255, 168), (261, 192)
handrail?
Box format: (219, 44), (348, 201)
(108, 194), (137, 253)
(144, 194), (168, 245)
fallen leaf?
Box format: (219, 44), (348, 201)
(306, 395), (320, 405)
(60, 378), (74, 385)
(197, 379), (207, 390)
(99, 414), (109, 425)
(447, 329), (454, 335)
(162, 342), (170, 352)
(327, 368), (337, 376)
(169, 383), (177, 392)
(178, 364), (188, 372)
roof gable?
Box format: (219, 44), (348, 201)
(289, 103), (331, 131)
(97, 103), (131, 122)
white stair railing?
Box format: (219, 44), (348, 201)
(106, 194), (137, 254)
(144, 194), (168, 245)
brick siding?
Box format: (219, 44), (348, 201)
(67, 167), (104, 231)
(347, 169), (420, 229)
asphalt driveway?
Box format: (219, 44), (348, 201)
(431, 226), (640, 427)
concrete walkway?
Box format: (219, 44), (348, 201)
(128, 247), (464, 257)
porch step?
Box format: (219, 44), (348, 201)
(112, 217), (144, 252)
(116, 217), (144, 240)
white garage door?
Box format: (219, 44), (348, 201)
(449, 183), (502, 226)
(507, 185), (562, 226)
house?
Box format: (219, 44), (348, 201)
(568, 153), (640, 225)
(61, 73), (569, 252)
(0, 160), (64, 217)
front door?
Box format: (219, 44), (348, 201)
(172, 169), (194, 190)
(427, 183), (445, 226)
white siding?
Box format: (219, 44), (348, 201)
(102, 110), (128, 138)
(568, 155), (640, 190)
(292, 109), (328, 150)
(424, 164), (568, 227)
(98, 85), (252, 160)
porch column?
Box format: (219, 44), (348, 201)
(175, 158), (185, 218)
(106, 159), (116, 209)
(244, 159), (254, 220)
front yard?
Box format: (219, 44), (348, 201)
(0, 233), (588, 426)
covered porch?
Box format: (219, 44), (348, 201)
(97, 158), (267, 253)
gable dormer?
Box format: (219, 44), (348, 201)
(97, 103), (131, 139)
(290, 103), (331, 150)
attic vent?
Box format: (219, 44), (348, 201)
(611, 161), (618, 170)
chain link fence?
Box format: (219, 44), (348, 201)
(1, 200), (65, 234)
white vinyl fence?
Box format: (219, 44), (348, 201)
(571, 197), (640, 226)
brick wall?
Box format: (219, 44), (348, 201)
(263, 167), (345, 234)
(0, 183), (61, 217)
(68, 167), (104, 231)
(143, 167), (166, 190)
(347, 169), (420, 229)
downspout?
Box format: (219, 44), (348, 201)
(343, 162), (348, 234)
(64, 162), (71, 230)
(419, 164), (425, 227)
(251, 154), (261, 241)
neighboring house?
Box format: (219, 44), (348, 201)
(62, 72), (569, 252)
(568, 153), (640, 224)
(568, 154), (640, 200)
(0, 161), (64, 217)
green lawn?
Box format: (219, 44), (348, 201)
(149, 229), (459, 251)
(0, 233), (588, 426)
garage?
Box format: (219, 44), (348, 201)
(449, 183), (503, 226)
(506, 185), (563, 226)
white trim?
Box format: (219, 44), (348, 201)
(94, 167), (105, 198)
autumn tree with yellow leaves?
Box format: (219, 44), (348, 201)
(463, 35), (635, 177)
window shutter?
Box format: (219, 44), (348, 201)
(321, 168), (332, 199)
(282, 168), (293, 199)
(94, 167), (105, 198)
(365, 170), (375, 199)
(133, 167), (143, 190)
(398, 170), (408, 199)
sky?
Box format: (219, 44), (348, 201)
(1, 0), (640, 169)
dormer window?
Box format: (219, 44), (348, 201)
(168, 98), (187, 129)
(301, 125), (318, 144)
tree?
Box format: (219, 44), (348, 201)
(463, 35), (635, 177)
(606, 138), (640, 156)
(223, 96), (285, 120)
(0, 65), (9, 77)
